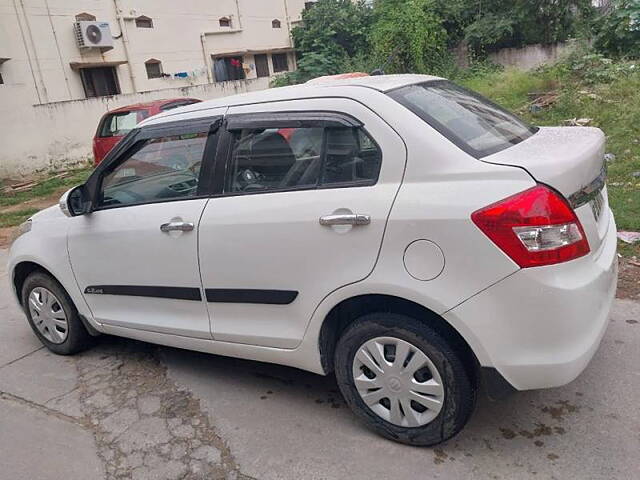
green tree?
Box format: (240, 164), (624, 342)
(370, 0), (448, 74)
(595, 0), (640, 57)
(275, 0), (373, 85)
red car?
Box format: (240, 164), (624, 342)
(92, 98), (201, 165)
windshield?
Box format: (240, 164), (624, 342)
(99, 110), (149, 138)
(388, 80), (537, 158)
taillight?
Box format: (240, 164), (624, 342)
(471, 185), (590, 268)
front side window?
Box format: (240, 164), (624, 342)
(388, 80), (537, 158)
(98, 132), (207, 208)
(227, 125), (381, 194)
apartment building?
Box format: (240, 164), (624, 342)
(0, 0), (311, 176)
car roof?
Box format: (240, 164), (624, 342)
(141, 74), (442, 126)
(106, 98), (201, 114)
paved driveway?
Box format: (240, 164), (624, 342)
(1, 248), (639, 479)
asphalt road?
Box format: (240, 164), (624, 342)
(1, 248), (639, 479)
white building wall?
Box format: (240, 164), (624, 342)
(0, 0), (307, 177)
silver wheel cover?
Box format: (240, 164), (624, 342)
(28, 287), (69, 344)
(352, 336), (445, 427)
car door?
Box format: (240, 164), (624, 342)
(198, 99), (406, 348)
(68, 115), (222, 338)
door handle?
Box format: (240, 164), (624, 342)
(319, 214), (371, 226)
(160, 221), (194, 233)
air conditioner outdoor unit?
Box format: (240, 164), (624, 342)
(74, 21), (114, 50)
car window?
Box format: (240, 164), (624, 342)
(160, 100), (200, 112)
(99, 110), (149, 138)
(227, 125), (381, 194)
(228, 127), (323, 193)
(388, 80), (536, 158)
(322, 127), (381, 186)
(98, 132), (207, 208)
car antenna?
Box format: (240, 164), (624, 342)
(370, 46), (401, 76)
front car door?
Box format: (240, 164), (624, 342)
(198, 99), (406, 348)
(68, 115), (222, 339)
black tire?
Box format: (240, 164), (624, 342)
(21, 272), (95, 355)
(334, 313), (476, 446)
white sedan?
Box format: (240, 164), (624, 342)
(7, 74), (617, 446)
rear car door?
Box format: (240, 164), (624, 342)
(68, 115), (222, 338)
(198, 99), (406, 348)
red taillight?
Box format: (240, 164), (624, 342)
(471, 185), (590, 268)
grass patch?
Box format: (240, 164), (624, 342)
(617, 241), (640, 259)
(0, 208), (40, 228)
(460, 65), (640, 241)
(0, 164), (93, 208)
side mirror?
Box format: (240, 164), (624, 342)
(59, 185), (92, 217)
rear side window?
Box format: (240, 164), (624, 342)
(226, 126), (381, 194)
(388, 81), (536, 158)
(99, 110), (149, 138)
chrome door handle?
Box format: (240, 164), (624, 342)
(319, 214), (370, 226)
(160, 221), (194, 232)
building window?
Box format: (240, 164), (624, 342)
(145, 59), (163, 79)
(213, 56), (244, 82)
(219, 17), (231, 28)
(135, 16), (153, 28)
(0, 72), (3, 85)
(79, 67), (120, 98)
(272, 53), (289, 73)
(75, 12), (96, 21)
(254, 54), (270, 78)
(272, 19), (281, 28)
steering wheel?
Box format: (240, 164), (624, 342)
(235, 168), (264, 191)
(167, 154), (190, 171)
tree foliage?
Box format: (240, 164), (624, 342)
(461, 0), (594, 53)
(274, 0), (372, 85)
(370, 0), (448, 74)
(594, 0), (640, 58)
(273, 0), (635, 86)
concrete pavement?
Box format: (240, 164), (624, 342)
(2, 245), (639, 479)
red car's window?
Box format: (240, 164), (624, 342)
(99, 110), (149, 138)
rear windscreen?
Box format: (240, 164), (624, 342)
(99, 110), (149, 138)
(388, 81), (537, 158)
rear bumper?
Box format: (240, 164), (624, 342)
(444, 210), (618, 391)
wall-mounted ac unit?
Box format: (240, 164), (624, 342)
(74, 21), (114, 50)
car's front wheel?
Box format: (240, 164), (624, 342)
(21, 272), (94, 355)
(334, 313), (476, 446)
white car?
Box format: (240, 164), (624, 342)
(7, 75), (617, 446)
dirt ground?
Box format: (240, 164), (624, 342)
(617, 257), (640, 301)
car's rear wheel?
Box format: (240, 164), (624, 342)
(21, 272), (94, 355)
(334, 313), (475, 446)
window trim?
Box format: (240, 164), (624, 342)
(86, 117), (222, 212)
(217, 110), (382, 198)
